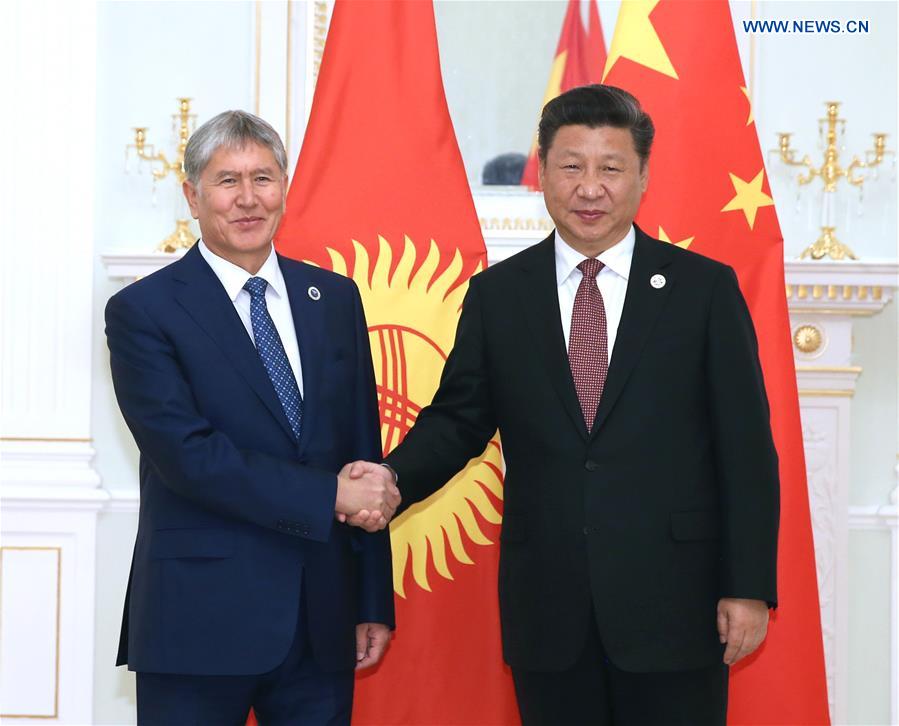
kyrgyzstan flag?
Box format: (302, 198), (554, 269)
(603, 2), (830, 724)
(520, 0), (607, 189)
(275, 1), (518, 724)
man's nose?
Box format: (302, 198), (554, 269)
(577, 176), (605, 199)
(235, 179), (256, 206)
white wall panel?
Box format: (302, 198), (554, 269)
(0, 0), (96, 440)
(0, 505), (101, 725)
(0, 1), (103, 723)
(0, 548), (60, 719)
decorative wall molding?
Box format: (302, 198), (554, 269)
(1, 440), (101, 490)
(784, 260), (898, 316)
(801, 402), (846, 719)
(788, 258), (896, 724)
(849, 503), (899, 530)
(103, 489), (140, 514)
(0, 546), (61, 719)
(101, 251), (181, 281)
(850, 486), (899, 726)
(0, 0), (101, 721)
(1, 509), (100, 724)
(1, 0), (97, 444)
(0, 445), (105, 724)
(254, 0), (308, 170)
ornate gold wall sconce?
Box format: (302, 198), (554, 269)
(773, 101), (893, 261)
(125, 98), (197, 252)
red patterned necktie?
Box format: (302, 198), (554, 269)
(569, 258), (608, 432)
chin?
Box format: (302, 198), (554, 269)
(231, 236), (270, 251)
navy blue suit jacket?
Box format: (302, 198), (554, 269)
(106, 243), (394, 676)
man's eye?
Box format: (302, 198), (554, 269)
(604, 167), (621, 173)
(256, 176), (272, 183)
(220, 178), (236, 185)
(563, 164), (580, 170)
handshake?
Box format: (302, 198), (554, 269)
(335, 461), (401, 532)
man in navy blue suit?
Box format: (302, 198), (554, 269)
(106, 110), (399, 724)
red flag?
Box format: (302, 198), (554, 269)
(521, 0), (608, 189)
(603, 2), (829, 723)
(586, 0), (608, 81)
(275, 1), (518, 723)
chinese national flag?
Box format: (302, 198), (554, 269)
(275, 1), (518, 724)
(603, 2), (830, 724)
(521, 0), (607, 189)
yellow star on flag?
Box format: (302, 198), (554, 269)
(721, 169), (774, 230)
(603, 0), (678, 81)
(658, 226), (694, 250)
(741, 86), (754, 126)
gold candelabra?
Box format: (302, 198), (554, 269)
(774, 102), (890, 261)
(126, 98), (197, 252)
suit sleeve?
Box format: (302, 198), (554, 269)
(386, 276), (498, 511)
(105, 290), (337, 542)
(347, 283), (396, 628)
(706, 266), (780, 606)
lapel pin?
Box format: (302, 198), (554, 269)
(650, 274), (666, 289)
(308, 286), (321, 301)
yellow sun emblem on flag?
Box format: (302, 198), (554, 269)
(320, 236), (504, 598)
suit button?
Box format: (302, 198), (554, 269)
(584, 460), (599, 472)
(583, 526), (591, 535)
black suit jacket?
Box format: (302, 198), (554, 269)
(387, 227), (779, 673)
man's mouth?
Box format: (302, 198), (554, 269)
(232, 217), (264, 228)
(574, 210), (606, 221)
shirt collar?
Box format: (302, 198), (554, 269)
(198, 240), (287, 302)
(554, 225), (635, 286)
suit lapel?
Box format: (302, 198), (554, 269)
(279, 256), (326, 454)
(172, 244), (297, 442)
(591, 227), (675, 437)
(517, 235), (590, 440)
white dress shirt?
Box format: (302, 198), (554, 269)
(555, 225), (635, 363)
(199, 240), (305, 397)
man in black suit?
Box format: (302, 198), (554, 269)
(350, 85), (779, 725)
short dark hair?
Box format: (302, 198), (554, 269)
(537, 84), (655, 168)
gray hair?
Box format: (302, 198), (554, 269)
(183, 110), (288, 185)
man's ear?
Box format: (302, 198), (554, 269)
(640, 162), (649, 193)
(183, 180), (200, 219)
(537, 156), (545, 188)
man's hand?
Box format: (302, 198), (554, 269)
(334, 461), (400, 532)
(343, 461), (400, 530)
(717, 597), (769, 665)
(355, 622), (391, 670)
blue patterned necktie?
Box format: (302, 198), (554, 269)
(243, 277), (303, 440)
